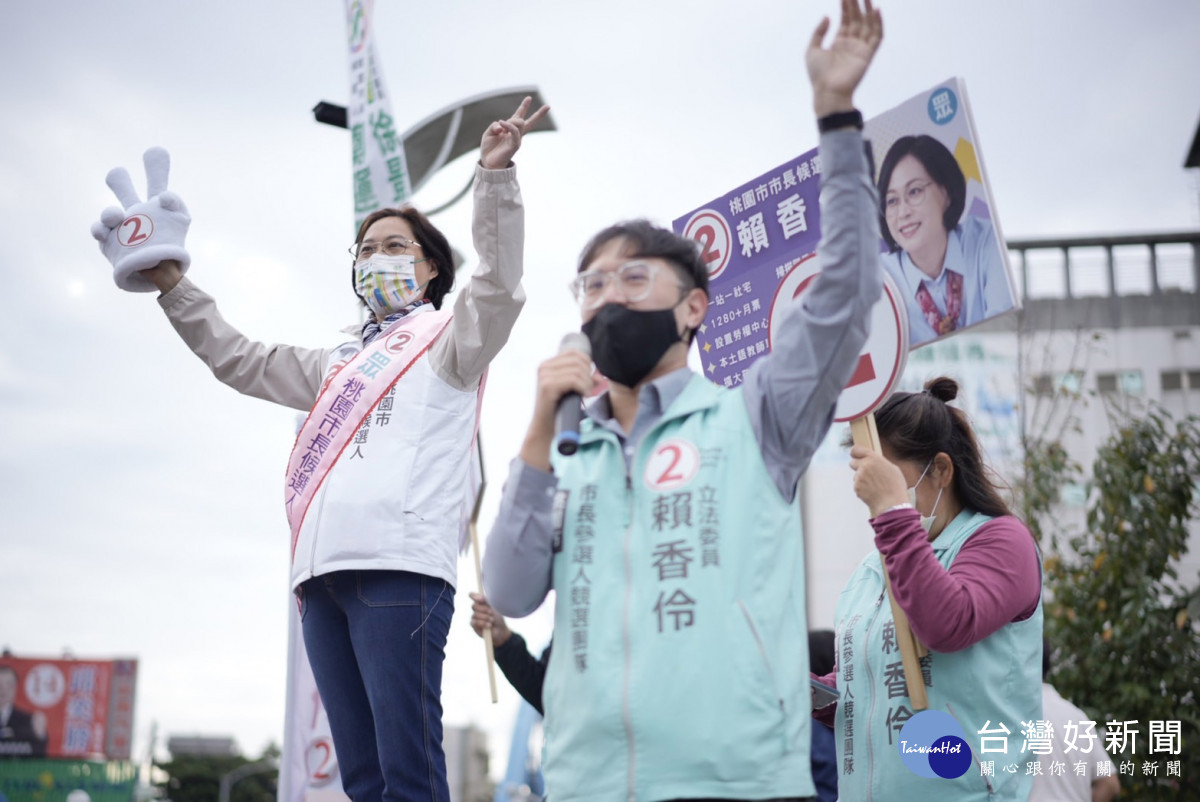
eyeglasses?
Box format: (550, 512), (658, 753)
(568, 261), (685, 310)
(349, 236), (423, 262)
(884, 181), (934, 215)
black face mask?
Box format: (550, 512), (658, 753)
(582, 302), (683, 388)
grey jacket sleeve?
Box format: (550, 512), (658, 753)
(429, 163), (528, 390)
(742, 128), (883, 500)
(482, 457), (558, 617)
(158, 276), (328, 411)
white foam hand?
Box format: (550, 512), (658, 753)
(90, 147), (191, 292)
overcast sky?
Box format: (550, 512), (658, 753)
(2, 0), (1198, 775)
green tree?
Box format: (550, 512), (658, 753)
(155, 743), (278, 802)
(1028, 405), (1200, 799)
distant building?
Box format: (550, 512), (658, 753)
(444, 725), (491, 802)
(803, 229), (1200, 627)
(165, 735), (239, 758)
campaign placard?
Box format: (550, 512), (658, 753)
(674, 78), (1017, 393)
(675, 147), (825, 393)
(0, 655), (137, 760)
(865, 79), (1017, 347)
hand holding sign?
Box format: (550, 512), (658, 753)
(91, 147), (191, 293)
(848, 444), (909, 516)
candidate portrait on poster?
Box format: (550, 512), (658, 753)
(867, 82), (1018, 347)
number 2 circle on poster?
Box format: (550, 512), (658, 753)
(386, 330), (413, 354)
(644, 439), (699, 491)
(118, 214), (154, 247)
(767, 257), (908, 422)
(305, 736), (340, 787)
(682, 210), (732, 281)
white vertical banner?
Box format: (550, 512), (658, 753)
(280, 599), (348, 802)
(346, 0), (411, 234)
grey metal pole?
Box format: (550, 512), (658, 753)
(218, 758), (278, 802)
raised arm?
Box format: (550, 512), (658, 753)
(430, 97), (549, 389)
(744, 0), (884, 499)
(871, 509), (1041, 651)
(850, 445), (1041, 651)
(92, 148), (329, 410)
(156, 274), (329, 410)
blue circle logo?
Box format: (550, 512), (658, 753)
(927, 87), (958, 126)
(897, 710), (972, 779)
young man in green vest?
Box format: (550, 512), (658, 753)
(484, 2), (884, 799)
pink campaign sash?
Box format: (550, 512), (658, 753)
(284, 309), (453, 558)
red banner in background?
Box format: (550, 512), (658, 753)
(0, 656), (138, 760)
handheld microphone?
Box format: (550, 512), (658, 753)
(554, 332), (592, 456)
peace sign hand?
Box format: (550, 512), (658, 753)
(90, 147), (192, 293)
(479, 96), (551, 170)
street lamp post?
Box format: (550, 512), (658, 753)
(218, 758), (279, 802)
(313, 86), (555, 214)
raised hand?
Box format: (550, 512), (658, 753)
(479, 96), (551, 170)
(90, 147), (192, 293)
(806, 0), (884, 116)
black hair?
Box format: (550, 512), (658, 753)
(577, 220), (709, 342)
(872, 376), (1012, 519)
(577, 219), (710, 297)
(876, 135), (967, 253)
(351, 207), (455, 310)
(1042, 636), (1052, 680)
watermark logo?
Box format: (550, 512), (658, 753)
(898, 709), (972, 779)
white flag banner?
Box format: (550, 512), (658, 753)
(347, 0), (411, 233)
(279, 600), (348, 802)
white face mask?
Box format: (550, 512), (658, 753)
(355, 253), (428, 318)
(906, 461), (944, 533)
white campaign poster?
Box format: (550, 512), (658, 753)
(280, 599), (347, 802)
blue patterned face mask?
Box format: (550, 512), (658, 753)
(355, 253), (429, 318)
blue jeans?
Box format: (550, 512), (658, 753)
(300, 570), (455, 802)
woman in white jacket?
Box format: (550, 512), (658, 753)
(93, 98), (547, 802)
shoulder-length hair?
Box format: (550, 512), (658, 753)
(352, 207), (455, 309)
(876, 135), (967, 254)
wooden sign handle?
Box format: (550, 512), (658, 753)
(470, 521), (499, 704)
(850, 414), (929, 711)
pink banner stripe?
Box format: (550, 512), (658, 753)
(284, 310), (452, 559)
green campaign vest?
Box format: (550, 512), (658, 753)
(542, 374), (814, 802)
(834, 510), (1043, 801)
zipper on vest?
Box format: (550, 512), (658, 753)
(945, 702), (996, 797)
(620, 466), (636, 802)
(737, 600), (788, 733)
(863, 587), (887, 802)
